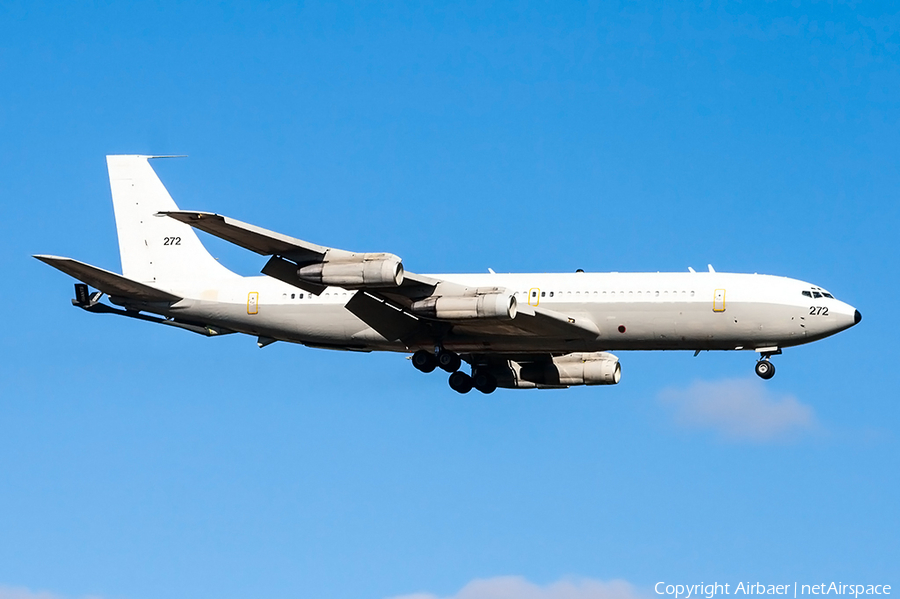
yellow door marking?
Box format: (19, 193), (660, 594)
(248, 291), (259, 315)
(713, 288), (726, 312)
(528, 288), (540, 307)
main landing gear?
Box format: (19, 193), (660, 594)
(411, 349), (497, 394)
(754, 349), (781, 380)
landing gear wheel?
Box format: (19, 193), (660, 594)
(755, 360), (776, 380)
(412, 350), (437, 373)
(438, 351), (462, 373)
(472, 371), (497, 394)
(448, 371), (473, 394)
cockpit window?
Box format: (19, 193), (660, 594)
(804, 288), (835, 299)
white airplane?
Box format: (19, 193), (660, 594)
(36, 155), (861, 394)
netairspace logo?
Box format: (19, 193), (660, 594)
(655, 583), (892, 599)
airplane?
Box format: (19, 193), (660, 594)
(35, 155), (862, 394)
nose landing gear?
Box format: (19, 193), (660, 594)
(755, 359), (775, 380)
(754, 348), (781, 380)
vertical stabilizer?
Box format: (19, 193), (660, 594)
(107, 155), (238, 289)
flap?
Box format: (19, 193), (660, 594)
(450, 305), (600, 341)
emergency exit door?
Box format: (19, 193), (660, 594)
(713, 289), (726, 312)
(247, 291), (259, 315)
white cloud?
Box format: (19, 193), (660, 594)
(0, 587), (100, 599)
(387, 576), (646, 599)
(0, 588), (62, 599)
(658, 378), (819, 442)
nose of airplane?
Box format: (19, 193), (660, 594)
(829, 301), (860, 334)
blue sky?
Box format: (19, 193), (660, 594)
(1, 2), (898, 598)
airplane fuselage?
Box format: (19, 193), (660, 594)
(144, 270), (859, 355)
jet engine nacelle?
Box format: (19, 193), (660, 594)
(410, 292), (517, 320)
(517, 352), (621, 387)
(297, 252), (404, 288)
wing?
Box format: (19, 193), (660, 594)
(161, 211), (599, 344)
(159, 211), (329, 262)
(161, 210), (440, 297)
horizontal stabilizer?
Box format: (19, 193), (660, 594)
(34, 255), (181, 302)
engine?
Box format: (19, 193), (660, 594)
(494, 352), (621, 388)
(410, 292), (517, 320)
(296, 252), (404, 288)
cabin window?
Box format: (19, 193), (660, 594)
(299, 293), (304, 299)
(549, 291), (554, 297)
(541, 292), (546, 297)
(532, 291), (537, 298)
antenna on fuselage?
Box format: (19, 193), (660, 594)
(708, 264), (716, 273)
